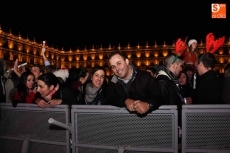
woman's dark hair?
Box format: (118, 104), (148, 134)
(90, 66), (106, 77)
(38, 73), (59, 87)
(17, 71), (35, 102)
(189, 44), (198, 52)
(183, 64), (195, 73)
(66, 66), (88, 84)
(56, 77), (65, 87)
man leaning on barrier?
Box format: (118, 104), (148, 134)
(105, 51), (166, 114)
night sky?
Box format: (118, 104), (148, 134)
(0, 1), (229, 50)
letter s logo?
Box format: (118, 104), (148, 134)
(212, 4), (220, 13)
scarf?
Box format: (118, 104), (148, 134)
(158, 67), (179, 84)
(43, 84), (59, 102)
(85, 82), (101, 104)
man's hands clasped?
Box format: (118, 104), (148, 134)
(125, 98), (150, 114)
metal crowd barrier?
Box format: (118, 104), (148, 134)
(181, 104), (230, 153)
(71, 105), (178, 153)
(0, 103), (70, 153)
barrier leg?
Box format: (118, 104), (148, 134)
(48, 118), (72, 134)
(117, 146), (124, 153)
(21, 139), (29, 153)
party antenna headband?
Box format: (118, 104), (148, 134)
(172, 36), (188, 64)
(199, 33), (225, 61)
(205, 33), (225, 53)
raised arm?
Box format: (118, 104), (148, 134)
(41, 47), (50, 66)
(13, 59), (22, 77)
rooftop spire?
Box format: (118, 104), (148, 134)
(118, 43), (121, 50)
(18, 31), (21, 39)
(146, 41), (149, 48)
(163, 40), (166, 47)
(154, 41), (157, 48)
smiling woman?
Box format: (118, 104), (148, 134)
(84, 66), (107, 105)
(11, 72), (36, 107)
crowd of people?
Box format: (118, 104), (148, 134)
(0, 33), (229, 114)
(0, 33), (229, 152)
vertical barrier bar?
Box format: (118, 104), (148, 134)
(21, 139), (29, 153)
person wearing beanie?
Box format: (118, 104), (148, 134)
(183, 39), (198, 65)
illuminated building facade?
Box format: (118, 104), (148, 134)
(0, 27), (230, 76)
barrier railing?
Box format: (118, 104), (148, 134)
(2, 103), (230, 153)
(0, 103), (70, 153)
(181, 104), (230, 153)
(71, 105), (178, 153)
